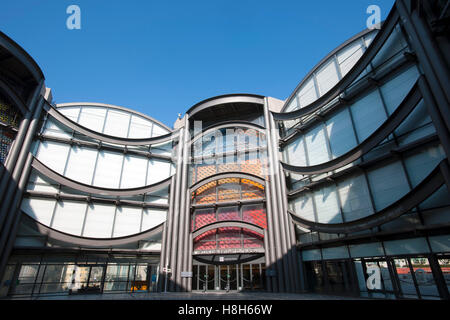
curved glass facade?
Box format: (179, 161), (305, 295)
(0, 0), (449, 300)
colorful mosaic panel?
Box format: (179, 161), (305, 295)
(0, 128), (15, 164)
(193, 227), (264, 251)
(193, 209), (216, 231)
(0, 100), (20, 127)
(242, 206), (267, 229)
(191, 159), (267, 184)
(217, 206), (240, 222)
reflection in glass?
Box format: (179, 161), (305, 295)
(438, 258), (450, 294)
(394, 259), (418, 298)
(410, 258), (439, 298)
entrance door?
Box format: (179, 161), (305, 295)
(192, 263), (265, 292)
(72, 265), (105, 294)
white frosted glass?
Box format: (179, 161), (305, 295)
(120, 155), (149, 188)
(314, 185), (342, 224)
(297, 78), (317, 108)
(112, 206), (142, 237)
(383, 237), (430, 255)
(367, 161), (410, 211)
(380, 66), (420, 115)
(146, 159), (172, 184)
(82, 203), (115, 238)
(316, 60), (339, 96)
(128, 115), (153, 138)
(141, 209), (167, 231)
(285, 97), (299, 112)
(64, 146), (98, 185)
(305, 125), (330, 165)
(92, 151), (123, 188)
(292, 193), (315, 222)
(36, 141), (70, 174)
(103, 109), (130, 138)
(338, 41), (364, 76)
(21, 198), (56, 226)
(350, 90), (386, 141)
(43, 119), (72, 139)
(58, 107), (80, 121)
(284, 136), (307, 166)
(338, 174), (374, 221)
(326, 108), (357, 158)
(27, 171), (58, 193)
(51, 201), (86, 236)
(152, 124), (169, 137)
(78, 107), (107, 133)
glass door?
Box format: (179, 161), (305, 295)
(72, 265), (105, 294)
(241, 264), (252, 290)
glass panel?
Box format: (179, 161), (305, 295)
(112, 206), (142, 237)
(147, 159), (172, 184)
(242, 204), (266, 229)
(103, 109), (130, 138)
(17, 264), (39, 284)
(394, 259), (419, 298)
(141, 208), (166, 232)
(35, 141), (70, 174)
(78, 107), (106, 133)
(0, 264), (16, 296)
(410, 258), (440, 298)
(438, 258), (450, 294)
(305, 261), (325, 293)
(305, 124), (330, 165)
(130, 264), (148, 292)
(104, 263), (129, 291)
(21, 198), (56, 227)
(51, 201), (86, 236)
(379, 261), (394, 292)
(82, 203), (115, 238)
(217, 206), (240, 222)
(92, 151), (123, 188)
(64, 146), (97, 184)
(207, 265), (215, 291)
(121, 155), (148, 188)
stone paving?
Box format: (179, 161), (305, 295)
(5, 291), (364, 300)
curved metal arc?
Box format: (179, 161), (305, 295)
(44, 102), (179, 146)
(281, 80), (422, 175)
(192, 220), (265, 239)
(190, 121), (266, 146)
(0, 31), (45, 82)
(56, 102), (173, 133)
(189, 171), (266, 192)
(0, 78), (28, 115)
(32, 157), (172, 197)
(289, 161), (446, 234)
(280, 28), (378, 114)
(186, 94), (265, 117)
(21, 212), (165, 247)
(273, 8), (400, 121)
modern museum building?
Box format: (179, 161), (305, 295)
(0, 0), (449, 300)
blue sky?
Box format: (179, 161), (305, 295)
(1, 0), (394, 128)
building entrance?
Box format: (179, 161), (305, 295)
(192, 263), (266, 292)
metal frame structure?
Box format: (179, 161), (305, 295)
(0, 0), (448, 300)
